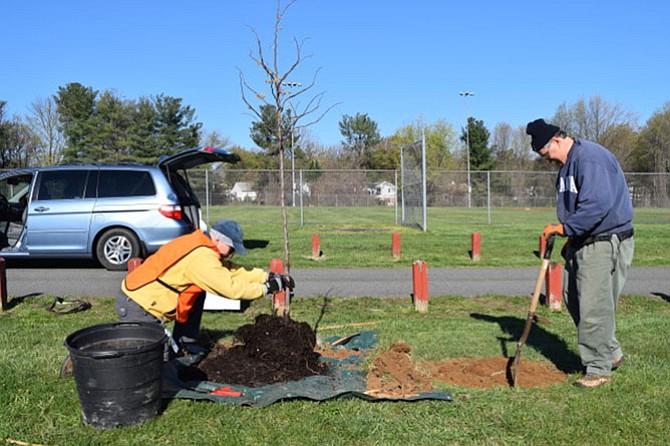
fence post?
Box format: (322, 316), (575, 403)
(546, 262), (562, 311)
(270, 258), (289, 317)
(412, 260), (429, 313)
(311, 235), (321, 258)
(127, 258), (143, 272)
(471, 232), (481, 261)
(392, 232), (401, 259)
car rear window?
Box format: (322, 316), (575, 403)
(98, 170), (156, 198)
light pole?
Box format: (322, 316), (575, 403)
(459, 91), (474, 208)
(282, 81), (302, 207)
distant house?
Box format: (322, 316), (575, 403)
(368, 181), (397, 206)
(230, 182), (257, 201)
(299, 182), (311, 197)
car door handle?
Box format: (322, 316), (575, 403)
(34, 206), (50, 212)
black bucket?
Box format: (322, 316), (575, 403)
(64, 322), (167, 429)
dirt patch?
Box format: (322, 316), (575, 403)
(317, 346), (363, 360)
(366, 342), (568, 395)
(430, 357), (568, 389)
(181, 316), (568, 394)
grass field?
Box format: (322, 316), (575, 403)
(1, 206), (668, 445)
(202, 205), (670, 269)
(1, 293), (669, 445)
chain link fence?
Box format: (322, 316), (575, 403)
(188, 169), (670, 226)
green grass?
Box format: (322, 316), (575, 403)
(203, 205), (670, 269)
(1, 293), (669, 445)
(1, 206), (668, 444)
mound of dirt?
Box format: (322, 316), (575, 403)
(181, 314), (329, 386)
(366, 342), (433, 398)
(366, 342), (568, 395)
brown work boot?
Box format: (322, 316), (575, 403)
(574, 374), (610, 388)
(612, 355), (625, 370)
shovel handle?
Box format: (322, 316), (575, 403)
(543, 233), (556, 260)
(510, 233), (557, 386)
(528, 234), (556, 313)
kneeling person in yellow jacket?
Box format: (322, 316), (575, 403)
(116, 219), (293, 359)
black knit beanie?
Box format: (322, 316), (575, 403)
(526, 119), (560, 151)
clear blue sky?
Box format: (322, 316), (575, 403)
(3, 0), (670, 150)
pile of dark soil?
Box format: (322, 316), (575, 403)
(181, 314), (329, 387)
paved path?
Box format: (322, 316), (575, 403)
(5, 265), (669, 300)
(291, 267), (670, 299)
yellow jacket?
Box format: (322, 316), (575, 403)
(122, 230), (267, 321)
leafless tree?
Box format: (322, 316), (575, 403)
(238, 0), (336, 314)
(637, 102), (670, 206)
(200, 130), (231, 149)
(491, 122), (534, 170)
(551, 95), (638, 144)
(239, 1), (334, 263)
(27, 97), (65, 166)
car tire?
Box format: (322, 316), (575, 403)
(96, 228), (141, 271)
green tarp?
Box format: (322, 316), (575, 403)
(162, 331), (452, 407)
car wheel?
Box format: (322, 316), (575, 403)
(96, 228), (141, 271)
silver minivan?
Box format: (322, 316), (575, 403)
(0, 147), (239, 270)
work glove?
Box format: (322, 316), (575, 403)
(264, 274), (283, 295)
(280, 274), (295, 290)
(543, 224), (565, 239)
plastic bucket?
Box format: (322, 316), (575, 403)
(64, 322), (167, 429)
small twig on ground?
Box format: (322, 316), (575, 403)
(6, 439), (50, 446)
(318, 321), (379, 331)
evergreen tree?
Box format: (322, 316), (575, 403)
(151, 94), (201, 157)
(461, 117), (495, 171)
(338, 113), (381, 168)
(55, 82), (98, 162)
(250, 104), (295, 157)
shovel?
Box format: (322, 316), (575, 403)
(509, 234), (556, 387)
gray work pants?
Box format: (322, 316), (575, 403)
(563, 235), (634, 376)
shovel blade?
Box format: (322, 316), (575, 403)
(509, 348), (523, 387)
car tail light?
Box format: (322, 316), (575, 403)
(159, 205), (183, 220)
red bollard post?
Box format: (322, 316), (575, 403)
(412, 260), (429, 313)
(471, 232), (481, 261)
(270, 258), (289, 316)
(539, 234), (547, 258)
(392, 232), (401, 259)
(0, 258), (7, 312)
(127, 257), (143, 272)
(312, 235), (321, 258)
(546, 261), (562, 312)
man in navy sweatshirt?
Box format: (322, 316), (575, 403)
(526, 119), (635, 388)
